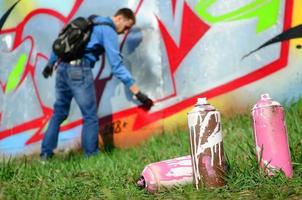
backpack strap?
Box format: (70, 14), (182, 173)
(88, 15), (115, 31)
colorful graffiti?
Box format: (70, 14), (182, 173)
(0, 0), (301, 156)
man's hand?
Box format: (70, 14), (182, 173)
(135, 91), (154, 110)
(42, 64), (54, 79)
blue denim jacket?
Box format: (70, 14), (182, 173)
(48, 16), (135, 88)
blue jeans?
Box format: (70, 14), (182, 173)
(41, 60), (99, 156)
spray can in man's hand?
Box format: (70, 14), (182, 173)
(251, 94), (293, 177)
(187, 98), (227, 189)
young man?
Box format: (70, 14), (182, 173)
(41, 8), (153, 159)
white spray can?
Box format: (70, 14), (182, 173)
(187, 98), (227, 189)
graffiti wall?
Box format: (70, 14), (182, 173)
(0, 0), (301, 156)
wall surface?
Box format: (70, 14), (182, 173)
(0, 0), (301, 156)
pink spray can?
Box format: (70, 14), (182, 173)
(251, 94), (293, 177)
(137, 155), (193, 193)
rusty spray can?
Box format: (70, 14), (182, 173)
(251, 94), (293, 177)
(137, 155), (193, 193)
(187, 98), (226, 189)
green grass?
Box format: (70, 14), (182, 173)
(1, 100), (302, 199)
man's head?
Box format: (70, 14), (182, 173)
(112, 8), (136, 34)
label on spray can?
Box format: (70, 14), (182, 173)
(188, 98), (226, 189)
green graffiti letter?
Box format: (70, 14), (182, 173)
(195, 0), (281, 33)
(5, 53), (27, 93)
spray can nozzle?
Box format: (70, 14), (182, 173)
(261, 94), (271, 100)
(196, 98), (208, 105)
(136, 176), (146, 189)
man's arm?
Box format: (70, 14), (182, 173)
(47, 51), (58, 66)
(42, 51), (58, 78)
(102, 27), (135, 88)
(102, 27), (154, 109)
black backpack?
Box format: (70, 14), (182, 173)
(52, 15), (114, 61)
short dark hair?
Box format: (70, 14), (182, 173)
(114, 8), (136, 24)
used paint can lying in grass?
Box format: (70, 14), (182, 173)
(137, 155), (193, 193)
(187, 98), (226, 189)
(251, 94), (293, 177)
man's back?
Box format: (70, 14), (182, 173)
(84, 16), (117, 64)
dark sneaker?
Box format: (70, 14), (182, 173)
(40, 153), (53, 161)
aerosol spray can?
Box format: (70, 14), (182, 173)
(137, 155), (193, 193)
(187, 98), (226, 189)
(251, 94), (293, 177)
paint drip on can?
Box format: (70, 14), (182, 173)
(137, 155), (193, 193)
(187, 98), (226, 189)
(251, 94), (293, 177)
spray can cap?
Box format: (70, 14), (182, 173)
(252, 93), (281, 110)
(260, 93), (271, 100)
(188, 97), (215, 113)
(196, 98), (208, 105)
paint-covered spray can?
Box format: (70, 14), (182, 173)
(137, 155), (193, 193)
(187, 98), (226, 189)
(251, 94), (293, 177)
